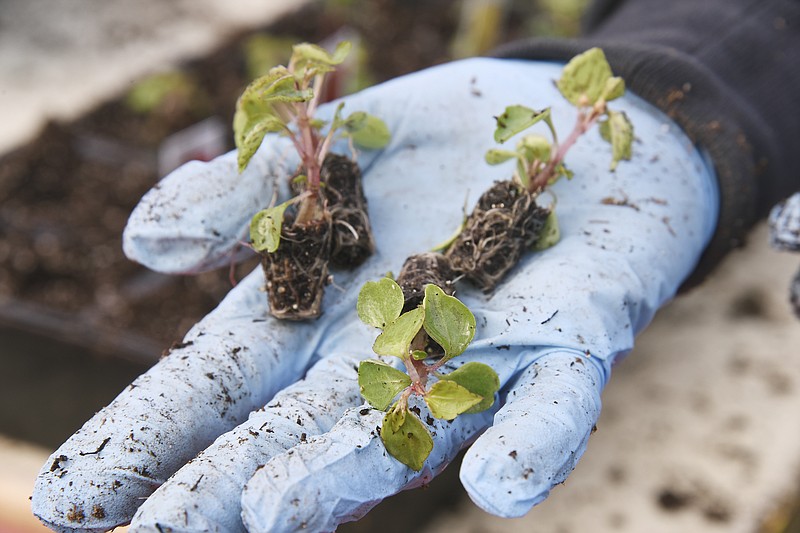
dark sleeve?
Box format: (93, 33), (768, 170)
(492, 0), (800, 288)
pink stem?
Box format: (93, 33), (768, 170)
(529, 107), (602, 193)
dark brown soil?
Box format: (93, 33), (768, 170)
(446, 180), (551, 292)
(322, 153), (375, 268)
(261, 213), (332, 320)
(0, 1), (466, 347)
(264, 153), (372, 320)
(395, 252), (456, 312)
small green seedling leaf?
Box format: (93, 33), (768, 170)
(533, 209), (560, 250)
(556, 47), (614, 106)
(292, 41), (351, 68)
(601, 76), (625, 102)
(422, 285), (476, 360)
(250, 202), (290, 253)
(441, 362), (500, 414)
(381, 407), (433, 471)
(484, 148), (520, 165)
(599, 110), (634, 170)
(243, 66), (314, 104)
(424, 380), (483, 420)
(373, 307), (425, 359)
(233, 67), (315, 172)
(125, 71), (193, 114)
(494, 106), (552, 143)
(358, 360), (412, 411)
(554, 164), (574, 182)
(235, 115), (286, 172)
(343, 112), (391, 149)
(517, 134), (552, 165)
(357, 277), (404, 329)
(412, 350), (429, 361)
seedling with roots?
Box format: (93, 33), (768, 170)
(356, 277), (499, 470)
(234, 41), (390, 319)
(355, 48), (634, 470)
(444, 47), (634, 291)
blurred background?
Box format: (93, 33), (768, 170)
(1, 1), (799, 532)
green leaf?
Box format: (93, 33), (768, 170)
(233, 67), (313, 172)
(249, 202), (289, 253)
(422, 285), (476, 360)
(484, 148), (520, 165)
(599, 110), (634, 170)
(358, 360), (411, 411)
(517, 134), (552, 165)
(601, 76), (625, 102)
(386, 403), (406, 432)
(411, 350), (429, 361)
(357, 278), (404, 329)
(373, 307), (425, 359)
(556, 47), (614, 106)
(533, 209), (560, 251)
(292, 41), (351, 67)
(235, 114), (285, 172)
(381, 407), (433, 471)
(424, 380), (483, 420)
(243, 66), (314, 104)
(343, 112), (391, 150)
(494, 106), (552, 143)
(441, 362), (500, 414)
(555, 164), (574, 181)
(125, 71), (193, 114)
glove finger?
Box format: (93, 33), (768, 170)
(129, 352), (364, 533)
(32, 268), (322, 532)
(123, 137), (298, 274)
(460, 349), (604, 517)
(240, 399), (495, 533)
(235, 341), (546, 533)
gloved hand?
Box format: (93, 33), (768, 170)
(32, 58), (718, 532)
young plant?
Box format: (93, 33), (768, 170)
(233, 41), (391, 320)
(444, 47), (634, 291)
(486, 47), (632, 193)
(356, 277), (500, 471)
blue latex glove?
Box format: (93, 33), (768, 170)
(32, 58), (718, 532)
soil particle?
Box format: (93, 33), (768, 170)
(657, 488), (692, 511)
(703, 503), (732, 523)
(91, 505), (106, 520)
(78, 437), (111, 456)
(727, 287), (770, 319)
(445, 180), (550, 292)
(50, 454), (68, 472)
(66, 505), (85, 523)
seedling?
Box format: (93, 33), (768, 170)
(445, 47), (634, 291)
(356, 277), (499, 471)
(354, 49), (633, 469)
(485, 47), (632, 192)
(233, 41), (391, 319)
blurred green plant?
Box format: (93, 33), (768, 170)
(125, 71), (199, 115)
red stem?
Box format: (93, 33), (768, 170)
(404, 357), (429, 393)
(529, 106), (603, 193)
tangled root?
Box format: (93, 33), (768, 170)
(445, 180), (550, 292)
